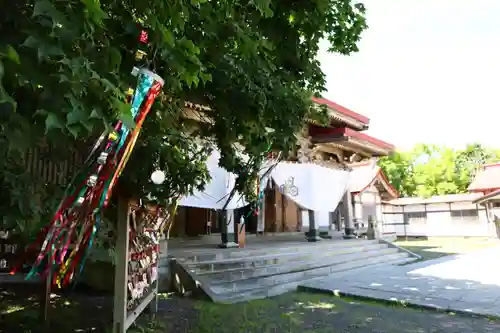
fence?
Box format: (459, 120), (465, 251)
(0, 143), (85, 274)
(24, 143), (85, 186)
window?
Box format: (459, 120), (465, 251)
(450, 209), (478, 221)
(405, 212), (427, 224)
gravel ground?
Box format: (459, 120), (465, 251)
(2, 285), (500, 333)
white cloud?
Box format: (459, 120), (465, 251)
(319, 0), (500, 150)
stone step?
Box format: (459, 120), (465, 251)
(226, 239), (379, 257)
(188, 243), (388, 273)
(179, 239), (381, 265)
(199, 247), (399, 283)
(215, 256), (417, 304)
(209, 252), (409, 295)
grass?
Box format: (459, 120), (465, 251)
(394, 237), (499, 261)
(2, 286), (500, 333)
(131, 292), (500, 333)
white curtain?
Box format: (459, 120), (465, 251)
(179, 150), (248, 209)
(180, 156), (350, 213)
(269, 162), (349, 212)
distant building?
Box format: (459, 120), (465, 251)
(347, 160), (398, 237)
(382, 193), (495, 238)
(467, 163), (500, 234)
(468, 162), (500, 195)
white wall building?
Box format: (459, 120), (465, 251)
(382, 193), (497, 238)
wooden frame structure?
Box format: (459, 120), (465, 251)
(113, 197), (160, 333)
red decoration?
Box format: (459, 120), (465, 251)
(139, 30), (148, 44)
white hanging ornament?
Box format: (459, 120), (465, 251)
(150, 170), (165, 185)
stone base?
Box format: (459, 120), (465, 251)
(343, 227), (357, 239)
(305, 230), (322, 242)
(218, 241), (239, 248)
(319, 229), (342, 239)
(319, 231), (333, 239)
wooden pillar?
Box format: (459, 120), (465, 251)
(306, 210), (321, 241)
(113, 197), (130, 333)
(343, 191), (356, 239)
(257, 198), (265, 234)
(353, 194), (363, 229)
(375, 195), (383, 238)
(329, 211), (335, 231)
(337, 208), (342, 231)
(219, 209), (238, 248)
(40, 246), (53, 328)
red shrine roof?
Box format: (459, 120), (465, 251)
(349, 160), (398, 200)
(309, 126), (395, 156)
(468, 163), (500, 194)
(312, 97), (369, 131)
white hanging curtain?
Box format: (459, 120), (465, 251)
(180, 153), (350, 212)
(269, 162), (349, 212)
(179, 149), (248, 209)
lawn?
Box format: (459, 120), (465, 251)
(394, 237), (499, 261)
(2, 284), (500, 333)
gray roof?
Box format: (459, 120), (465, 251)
(349, 160), (398, 199)
(349, 161), (380, 193)
(386, 193), (483, 206)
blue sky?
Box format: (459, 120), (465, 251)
(318, 0), (500, 151)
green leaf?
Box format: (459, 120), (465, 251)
(23, 36), (64, 60)
(252, 0), (273, 18)
(0, 60), (17, 112)
(6, 45), (20, 64)
(90, 109), (102, 119)
(44, 113), (64, 133)
(160, 27), (175, 47)
(66, 108), (87, 126)
(82, 0), (108, 25)
(33, 109), (48, 118)
(107, 47), (122, 70)
(81, 119), (94, 132)
(200, 72), (212, 84)
(33, 0), (69, 27)
(58, 74), (70, 83)
(66, 124), (80, 138)
(113, 98), (135, 129)
(100, 77), (118, 93)
(119, 111), (135, 129)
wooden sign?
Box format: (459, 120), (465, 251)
(112, 198), (162, 333)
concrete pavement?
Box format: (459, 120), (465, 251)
(299, 246), (500, 318)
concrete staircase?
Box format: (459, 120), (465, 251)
(171, 239), (418, 303)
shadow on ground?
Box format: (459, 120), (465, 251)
(399, 245), (457, 262)
(0, 284), (112, 333)
(2, 283), (500, 333)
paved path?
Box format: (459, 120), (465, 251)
(299, 246), (500, 318)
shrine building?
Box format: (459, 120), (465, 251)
(171, 96), (397, 244)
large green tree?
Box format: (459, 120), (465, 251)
(0, 0), (367, 233)
(379, 143), (500, 198)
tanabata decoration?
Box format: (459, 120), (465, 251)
(11, 29), (165, 288)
